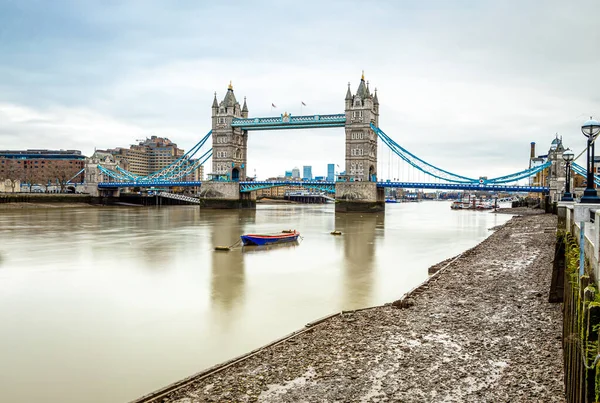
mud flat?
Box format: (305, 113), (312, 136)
(140, 214), (563, 403)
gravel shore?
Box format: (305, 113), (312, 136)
(494, 206), (545, 215)
(156, 214), (563, 403)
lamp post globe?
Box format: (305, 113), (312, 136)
(562, 149), (575, 201)
(563, 150), (575, 162)
(580, 117), (600, 203)
(582, 119), (600, 138)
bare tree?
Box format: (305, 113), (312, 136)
(5, 162), (21, 193)
(46, 163), (78, 193)
(29, 168), (46, 192)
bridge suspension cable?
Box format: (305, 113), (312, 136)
(373, 123), (551, 186)
(572, 162), (600, 186)
(372, 123), (478, 184)
(98, 130), (213, 183)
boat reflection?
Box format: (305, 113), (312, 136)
(241, 240), (300, 253)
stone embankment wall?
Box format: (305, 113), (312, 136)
(0, 193), (95, 204)
(559, 204), (600, 403)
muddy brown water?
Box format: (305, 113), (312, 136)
(0, 202), (512, 403)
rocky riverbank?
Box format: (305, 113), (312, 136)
(495, 206), (545, 215)
(145, 214), (563, 403)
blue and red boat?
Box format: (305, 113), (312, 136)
(240, 230), (300, 246)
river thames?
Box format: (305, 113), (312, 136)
(0, 201), (512, 403)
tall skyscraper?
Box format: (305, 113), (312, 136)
(303, 166), (312, 180)
(327, 163), (335, 181)
(292, 167), (300, 179)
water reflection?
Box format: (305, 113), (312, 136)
(335, 212), (385, 309)
(241, 241), (300, 254)
(208, 210), (255, 314)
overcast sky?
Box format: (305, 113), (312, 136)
(1, 0), (599, 180)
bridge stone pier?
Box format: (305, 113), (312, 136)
(199, 181), (255, 209)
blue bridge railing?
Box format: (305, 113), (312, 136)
(377, 181), (548, 193)
(98, 180), (548, 193)
(239, 180), (336, 194)
(232, 114), (346, 130)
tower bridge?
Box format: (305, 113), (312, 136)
(92, 73), (557, 212)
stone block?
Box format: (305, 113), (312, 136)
(198, 182), (255, 209)
(335, 182), (384, 213)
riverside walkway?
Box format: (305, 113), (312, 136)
(137, 213), (563, 403)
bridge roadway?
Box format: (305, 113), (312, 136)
(97, 180), (549, 193)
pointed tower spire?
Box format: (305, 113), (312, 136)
(356, 72), (368, 99)
(212, 92), (218, 108)
(373, 88), (379, 105)
(366, 80), (371, 97)
(228, 80), (233, 90)
(242, 96), (248, 112)
(345, 82), (352, 100)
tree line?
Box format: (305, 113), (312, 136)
(0, 162), (82, 193)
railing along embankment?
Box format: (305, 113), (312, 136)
(558, 203), (600, 403)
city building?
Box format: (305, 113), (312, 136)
(0, 149), (85, 189)
(327, 163), (335, 181)
(303, 166), (312, 180)
(292, 167), (300, 179)
(255, 180), (306, 199)
(285, 170), (293, 178)
(100, 136), (185, 177)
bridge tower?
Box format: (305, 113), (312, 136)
(211, 82), (248, 181)
(547, 135), (566, 203)
(335, 72), (385, 212)
(344, 72), (379, 181)
(199, 83), (255, 208)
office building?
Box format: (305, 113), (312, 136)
(101, 136), (185, 177)
(327, 163), (335, 181)
(303, 166), (312, 180)
(0, 149), (85, 185)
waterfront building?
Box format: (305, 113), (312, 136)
(100, 136), (185, 177)
(284, 170), (293, 178)
(327, 163), (335, 181)
(0, 149), (85, 188)
(303, 166), (312, 180)
(292, 167), (300, 179)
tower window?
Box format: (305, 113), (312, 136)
(352, 111), (363, 119)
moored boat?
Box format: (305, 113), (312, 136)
(240, 230), (300, 246)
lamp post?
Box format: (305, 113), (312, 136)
(580, 117), (600, 203)
(562, 149), (575, 201)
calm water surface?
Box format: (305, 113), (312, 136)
(0, 202), (512, 403)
